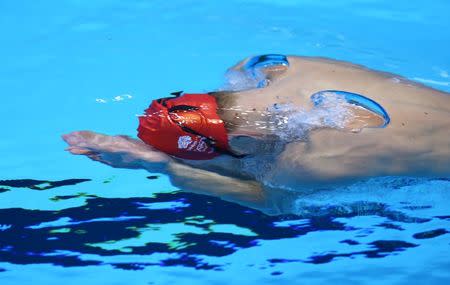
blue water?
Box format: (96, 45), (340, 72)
(1, 0), (449, 284)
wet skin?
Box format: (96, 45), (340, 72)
(63, 55), (450, 214)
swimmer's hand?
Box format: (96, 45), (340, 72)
(62, 131), (267, 212)
(62, 131), (171, 172)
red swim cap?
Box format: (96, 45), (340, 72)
(137, 93), (231, 160)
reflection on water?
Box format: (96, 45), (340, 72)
(0, 177), (448, 277)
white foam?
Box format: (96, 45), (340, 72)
(95, 94), (133, 104)
(290, 177), (450, 218)
(221, 69), (267, 91)
(267, 92), (354, 141)
(95, 98), (107, 103)
(221, 68), (357, 141)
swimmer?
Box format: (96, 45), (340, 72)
(63, 55), (450, 214)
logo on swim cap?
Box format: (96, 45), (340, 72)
(178, 136), (192, 149)
(177, 135), (211, 153)
(195, 138), (209, 152)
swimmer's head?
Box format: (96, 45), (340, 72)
(138, 93), (245, 160)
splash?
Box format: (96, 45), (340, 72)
(218, 92), (355, 143)
(221, 54), (289, 91)
(266, 92), (354, 141)
(221, 69), (267, 91)
(95, 94), (133, 104)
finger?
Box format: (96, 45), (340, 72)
(65, 146), (96, 155)
(62, 132), (86, 147)
(61, 131), (96, 146)
(86, 152), (102, 161)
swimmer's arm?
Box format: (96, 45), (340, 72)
(63, 131), (267, 210)
(62, 131), (171, 172)
(166, 162), (266, 209)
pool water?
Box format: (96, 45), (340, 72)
(1, 1), (449, 284)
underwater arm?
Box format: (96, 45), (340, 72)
(63, 131), (266, 209)
(167, 162), (265, 209)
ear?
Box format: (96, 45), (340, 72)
(310, 90), (391, 132)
